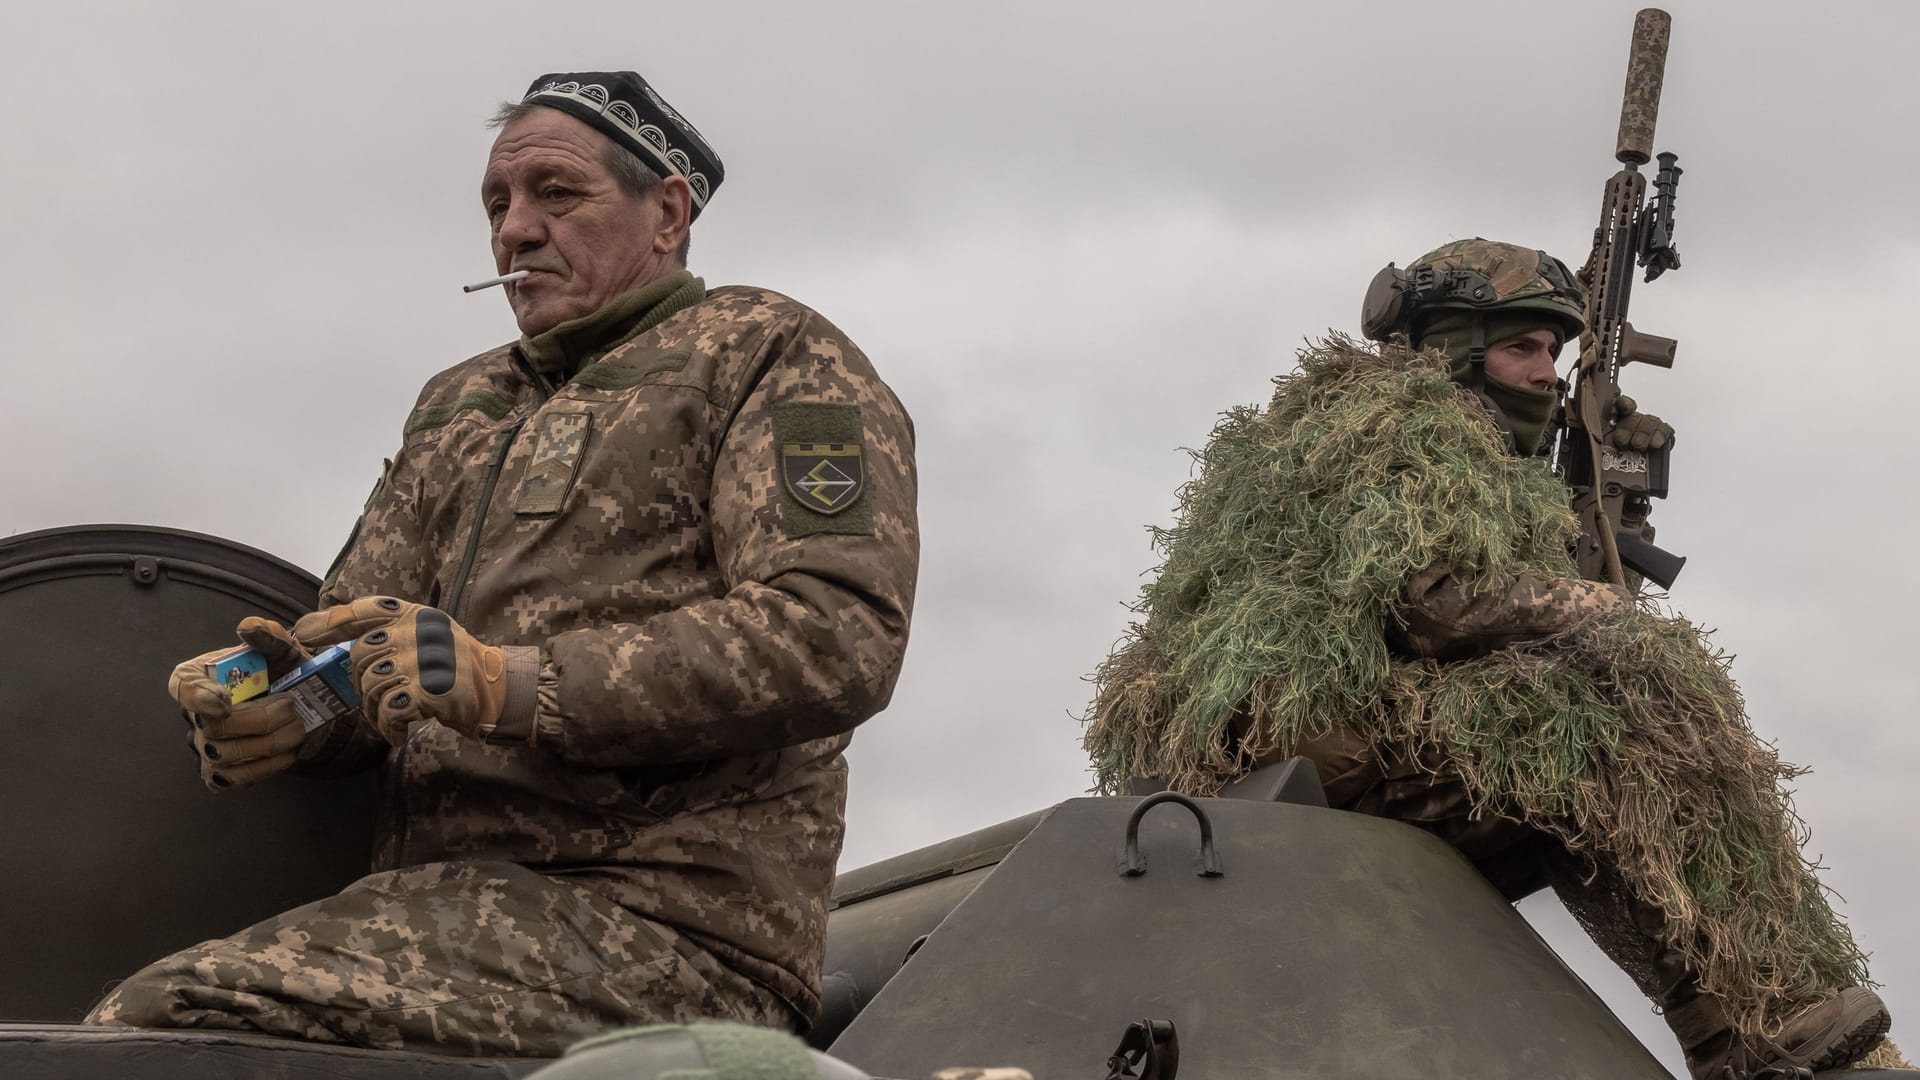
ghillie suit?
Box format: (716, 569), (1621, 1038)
(1084, 335), (1871, 1048)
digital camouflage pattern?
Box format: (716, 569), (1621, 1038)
(1391, 562), (1624, 663)
(89, 861), (789, 1055)
(95, 276), (919, 1051)
(1614, 8), (1671, 164)
(1084, 335), (1870, 1039)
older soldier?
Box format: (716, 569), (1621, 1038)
(1086, 240), (1894, 1079)
(88, 71), (919, 1057)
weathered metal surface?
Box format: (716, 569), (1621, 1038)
(818, 760), (1335, 1047)
(830, 809), (1051, 910)
(0, 525), (379, 1021)
(829, 796), (1672, 1080)
(816, 810), (1051, 1048)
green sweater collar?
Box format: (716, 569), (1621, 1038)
(518, 270), (705, 376)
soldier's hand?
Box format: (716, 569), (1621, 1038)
(169, 617), (320, 791)
(294, 596), (536, 746)
(1609, 395), (1673, 452)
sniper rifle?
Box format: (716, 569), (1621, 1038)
(1554, 7), (1688, 590)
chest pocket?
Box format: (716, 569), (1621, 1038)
(515, 410), (594, 516)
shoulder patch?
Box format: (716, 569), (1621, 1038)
(773, 402), (871, 537)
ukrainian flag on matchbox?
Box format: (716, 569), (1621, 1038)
(205, 647), (271, 704)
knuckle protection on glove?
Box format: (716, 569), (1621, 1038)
(374, 685), (424, 743)
(336, 602), (500, 741)
(415, 609), (459, 694)
(350, 634), (405, 716)
(382, 686), (418, 717)
(361, 671), (411, 726)
(351, 632), (399, 673)
(365, 609), (427, 733)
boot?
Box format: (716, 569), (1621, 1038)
(1664, 985), (1891, 1079)
(1543, 856), (1892, 1078)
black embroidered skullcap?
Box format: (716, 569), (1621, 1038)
(520, 72), (724, 219)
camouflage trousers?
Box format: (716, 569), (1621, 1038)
(84, 859), (793, 1057)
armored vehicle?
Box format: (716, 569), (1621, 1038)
(0, 524), (1906, 1079)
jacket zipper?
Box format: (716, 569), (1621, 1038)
(400, 367), (553, 865)
(394, 416), (524, 866)
(445, 416), (527, 622)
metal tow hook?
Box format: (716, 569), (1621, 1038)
(1118, 791), (1223, 878)
(1101, 1018), (1179, 1080)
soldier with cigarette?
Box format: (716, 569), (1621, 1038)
(88, 70), (920, 1056)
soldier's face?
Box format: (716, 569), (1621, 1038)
(1483, 329), (1561, 391)
(481, 108), (688, 337)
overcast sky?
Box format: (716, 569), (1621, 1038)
(5, 1), (1917, 1074)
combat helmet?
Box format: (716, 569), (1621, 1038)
(1360, 238), (1586, 361)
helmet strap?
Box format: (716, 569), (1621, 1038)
(1455, 317), (1490, 398)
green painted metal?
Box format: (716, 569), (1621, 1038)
(0, 526), (379, 1022)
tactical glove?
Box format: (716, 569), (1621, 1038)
(293, 596), (540, 746)
(1609, 395), (1673, 452)
(169, 617), (320, 791)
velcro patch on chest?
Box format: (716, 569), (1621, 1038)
(515, 410), (594, 516)
(773, 402), (871, 536)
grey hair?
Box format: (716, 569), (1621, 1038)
(487, 101), (690, 264)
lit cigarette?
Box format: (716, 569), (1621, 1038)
(461, 270), (530, 293)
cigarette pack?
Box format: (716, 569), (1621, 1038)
(205, 647), (271, 705)
(266, 643), (360, 732)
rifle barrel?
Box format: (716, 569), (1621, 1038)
(1615, 8), (1671, 165)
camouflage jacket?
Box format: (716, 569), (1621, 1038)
(310, 276), (919, 1024)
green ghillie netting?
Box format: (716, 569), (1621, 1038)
(1084, 335), (1867, 1033)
